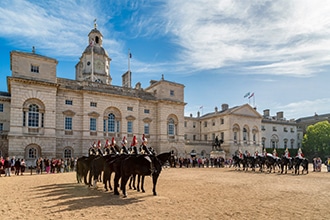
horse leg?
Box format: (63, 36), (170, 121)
(141, 175), (145, 193)
(114, 172), (120, 195)
(120, 175), (130, 198)
(137, 175), (141, 192)
(152, 174), (159, 196)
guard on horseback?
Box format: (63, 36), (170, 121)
(103, 139), (110, 155)
(284, 147), (291, 159)
(89, 142), (97, 156)
(238, 149), (243, 159)
(273, 148), (278, 158)
(120, 136), (129, 154)
(130, 135), (139, 154)
(296, 148), (304, 159)
(96, 140), (103, 155)
(140, 134), (152, 155)
(110, 137), (119, 154)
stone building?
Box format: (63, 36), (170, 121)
(0, 24), (185, 166)
(184, 104), (299, 158)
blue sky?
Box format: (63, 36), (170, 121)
(0, 0), (330, 119)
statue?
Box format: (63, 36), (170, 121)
(213, 136), (223, 151)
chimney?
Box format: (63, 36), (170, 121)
(215, 106), (218, 113)
(190, 113), (193, 117)
(263, 109), (270, 117)
(221, 104), (229, 111)
(197, 111), (200, 118)
(277, 111), (284, 120)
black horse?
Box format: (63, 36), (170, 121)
(293, 157), (309, 175)
(76, 155), (98, 184)
(265, 154), (279, 173)
(279, 156), (293, 174)
(119, 152), (171, 197)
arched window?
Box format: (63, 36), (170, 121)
(168, 118), (175, 135)
(243, 128), (248, 141)
(64, 149), (72, 158)
(28, 104), (39, 127)
(28, 148), (37, 159)
(108, 113), (115, 132)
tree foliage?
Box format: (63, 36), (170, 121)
(302, 120), (330, 159)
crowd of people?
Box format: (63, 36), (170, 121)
(0, 156), (77, 176)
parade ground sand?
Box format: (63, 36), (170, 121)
(1, 165), (329, 220)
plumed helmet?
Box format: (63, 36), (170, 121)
(141, 134), (148, 143)
(121, 136), (127, 145)
(105, 139), (109, 147)
(93, 141), (96, 148)
(97, 140), (101, 148)
(111, 137), (116, 145)
(131, 136), (138, 146)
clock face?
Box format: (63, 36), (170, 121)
(95, 60), (104, 71)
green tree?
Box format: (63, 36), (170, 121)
(302, 120), (330, 159)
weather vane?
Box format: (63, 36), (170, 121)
(94, 18), (97, 29)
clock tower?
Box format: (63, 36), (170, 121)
(75, 21), (112, 84)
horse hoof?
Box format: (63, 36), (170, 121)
(123, 195), (127, 198)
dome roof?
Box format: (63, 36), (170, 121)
(83, 45), (108, 56)
(88, 28), (103, 37)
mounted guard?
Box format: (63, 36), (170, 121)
(120, 136), (129, 154)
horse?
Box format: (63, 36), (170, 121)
(76, 155), (98, 184)
(279, 156), (293, 174)
(119, 152), (171, 197)
(293, 157), (309, 175)
(265, 154), (279, 173)
(255, 155), (266, 172)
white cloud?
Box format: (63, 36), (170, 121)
(161, 0), (330, 76)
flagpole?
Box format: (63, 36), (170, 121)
(91, 43), (94, 82)
(128, 49), (131, 71)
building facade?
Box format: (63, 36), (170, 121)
(0, 25), (185, 166)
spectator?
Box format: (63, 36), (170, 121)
(20, 159), (26, 175)
(4, 156), (11, 177)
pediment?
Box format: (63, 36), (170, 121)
(230, 104), (262, 118)
(62, 110), (76, 116)
(88, 111), (100, 117)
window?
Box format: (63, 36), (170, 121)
(90, 102), (97, 107)
(212, 133), (215, 141)
(284, 139), (288, 148)
(23, 111), (26, 126)
(193, 122), (196, 128)
(127, 121), (133, 133)
(144, 123), (149, 135)
(272, 126), (277, 131)
(168, 118), (175, 135)
(65, 117), (72, 130)
(193, 135), (196, 141)
(64, 149), (72, 158)
(28, 148), (37, 159)
(290, 128), (294, 133)
(261, 125), (265, 131)
(144, 109), (150, 114)
(0, 123), (3, 132)
(234, 132), (237, 142)
(184, 134), (187, 140)
(31, 64), (39, 73)
(170, 90), (174, 96)
(262, 138), (266, 148)
(184, 121), (187, 127)
(253, 133), (256, 142)
(28, 104), (39, 127)
(108, 113), (115, 132)
(284, 127), (288, 132)
(243, 128), (248, 141)
(220, 118), (224, 124)
(221, 132), (224, 141)
(0, 103), (3, 112)
(103, 120), (106, 132)
(65, 100), (73, 105)
(212, 120), (215, 126)
(290, 139), (294, 148)
(204, 134), (207, 141)
(127, 107), (133, 111)
(90, 118), (96, 131)
(204, 121), (207, 127)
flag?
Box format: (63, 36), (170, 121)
(244, 92), (250, 98)
(248, 92), (254, 99)
(129, 53), (132, 58)
(200, 106), (203, 109)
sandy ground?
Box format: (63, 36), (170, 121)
(0, 164), (329, 220)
